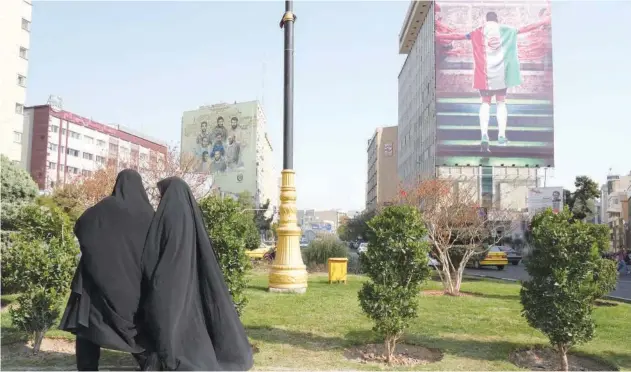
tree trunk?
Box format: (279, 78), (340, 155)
(32, 330), (46, 355)
(557, 345), (569, 371)
(384, 337), (393, 364)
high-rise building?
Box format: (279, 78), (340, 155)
(366, 126), (399, 211)
(181, 101), (277, 212)
(397, 1), (554, 211)
(23, 104), (167, 190)
(0, 0), (33, 164)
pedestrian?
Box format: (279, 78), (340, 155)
(59, 169), (155, 371)
(617, 247), (630, 275)
(140, 177), (253, 371)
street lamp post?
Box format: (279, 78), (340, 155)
(268, 0), (308, 293)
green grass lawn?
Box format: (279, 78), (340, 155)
(2, 274), (630, 370)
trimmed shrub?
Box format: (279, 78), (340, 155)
(303, 236), (348, 267)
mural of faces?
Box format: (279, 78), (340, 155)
(194, 112), (248, 174)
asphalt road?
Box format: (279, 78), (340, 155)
(465, 264), (631, 301)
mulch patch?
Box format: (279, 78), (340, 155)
(509, 346), (617, 371)
(344, 343), (443, 366)
(594, 299), (618, 307)
(421, 290), (473, 297)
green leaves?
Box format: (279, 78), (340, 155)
(197, 195), (253, 316)
(303, 236), (348, 266)
(1, 155), (39, 230)
(358, 205), (431, 348)
(520, 207), (617, 359)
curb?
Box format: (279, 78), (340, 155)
(466, 274), (631, 304)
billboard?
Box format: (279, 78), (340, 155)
(527, 187), (563, 218)
(181, 102), (257, 194)
(435, 1), (554, 167)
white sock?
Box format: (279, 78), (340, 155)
(497, 101), (508, 138)
(479, 103), (490, 138)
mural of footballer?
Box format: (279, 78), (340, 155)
(436, 10), (550, 152)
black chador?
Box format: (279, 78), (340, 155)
(141, 177), (253, 371)
(60, 169), (154, 371)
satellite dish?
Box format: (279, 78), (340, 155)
(47, 95), (63, 112)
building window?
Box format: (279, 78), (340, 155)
(82, 170), (93, 177)
(97, 139), (106, 147)
(21, 18), (30, 31)
(69, 131), (81, 139)
(65, 166), (79, 174)
(83, 152), (93, 160)
(15, 103), (24, 114)
(50, 125), (59, 133)
(48, 161), (57, 170)
(13, 131), (22, 143)
(95, 155), (106, 164)
(84, 135), (94, 144)
(17, 74), (27, 87)
(48, 143), (58, 151)
(109, 143), (118, 152)
(61, 128), (67, 135)
(66, 148), (79, 157)
(19, 47), (28, 60)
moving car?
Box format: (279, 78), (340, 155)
(469, 246), (508, 270)
(357, 242), (369, 254)
(498, 246), (522, 265)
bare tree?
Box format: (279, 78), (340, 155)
(398, 179), (516, 295)
(139, 146), (212, 205)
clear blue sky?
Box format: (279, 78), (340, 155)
(26, 1), (631, 211)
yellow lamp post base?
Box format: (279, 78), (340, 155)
(268, 169), (308, 293)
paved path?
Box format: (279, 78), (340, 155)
(465, 264), (631, 301)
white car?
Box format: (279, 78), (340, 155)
(428, 255), (440, 269)
(357, 243), (369, 254)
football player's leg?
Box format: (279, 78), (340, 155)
(479, 93), (492, 143)
(496, 91), (508, 145)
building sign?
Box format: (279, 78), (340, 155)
(384, 142), (394, 157)
(527, 187), (563, 218)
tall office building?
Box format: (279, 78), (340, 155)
(0, 0), (33, 164)
(23, 104), (167, 190)
(181, 101), (278, 212)
(366, 126), (398, 211)
(397, 1), (554, 211)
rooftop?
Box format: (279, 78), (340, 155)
(399, 1), (432, 54)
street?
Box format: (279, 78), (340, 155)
(465, 264), (631, 301)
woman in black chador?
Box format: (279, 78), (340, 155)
(59, 169), (154, 371)
(141, 177), (253, 371)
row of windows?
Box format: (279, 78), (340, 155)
(47, 162), (93, 177)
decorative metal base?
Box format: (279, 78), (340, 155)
(268, 169), (308, 293)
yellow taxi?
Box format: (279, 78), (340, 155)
(470, 246), (508, 270)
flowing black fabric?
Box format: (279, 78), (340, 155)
(142, 177), (253, 371)
(60, 169), (154, 354)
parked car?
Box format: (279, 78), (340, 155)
(468, 246), (508, 270)
(357, 242), (369, 254)
(498, 246), (522, 265)
(428, 254), (441, 269)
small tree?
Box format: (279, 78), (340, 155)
(399, 179), (513, 295)
(340, 210), (375, 242)
(358, 205), (430, 363)
(520, 208), (617, 371)
(197, 195), (253, 315)
(1, 155), (39, 230)
(5, 236), (77, 353)
(563, 176), (600, 222)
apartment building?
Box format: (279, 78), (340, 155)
(366, 126), (399, 212)
(23, 104), (167, 190)
(0, 0), (32, 164)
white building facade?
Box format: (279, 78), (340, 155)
(0, 0), (32, 164)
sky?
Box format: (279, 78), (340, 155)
(26, 1), (631, 211)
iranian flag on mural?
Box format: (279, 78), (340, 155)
(468, 22), (523, 91)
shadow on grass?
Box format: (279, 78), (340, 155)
(1, 295), (18, 309)
(597, 351), (631, 371)
(462, 292), (522, 301)
(1, 340), (136, 371)
(246, 283), (269, 292)
(346, 330), (527, 364)
(246, 325), (348, 351)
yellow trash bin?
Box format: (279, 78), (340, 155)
(328, 257), (348, 284)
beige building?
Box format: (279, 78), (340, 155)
(366, 126), (398, 212)
(0, 0), (32, 165)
